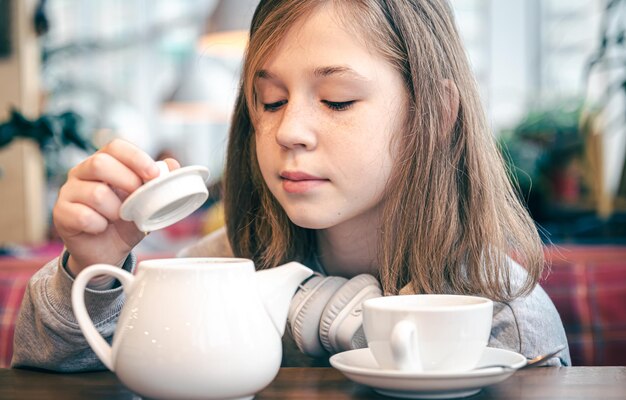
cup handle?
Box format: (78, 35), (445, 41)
(390, 319), (422, 371)
(70, 264), (135, 371)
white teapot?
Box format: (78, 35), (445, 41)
(71, 258), (314, 400)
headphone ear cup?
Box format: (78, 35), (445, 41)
(287, 275), (347, 357)
(319, 274), (382, 354)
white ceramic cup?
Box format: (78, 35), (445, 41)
(362, 294), (493, 372)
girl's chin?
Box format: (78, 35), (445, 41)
(286, 212), (337, 230)
(289, 218), (331, 230)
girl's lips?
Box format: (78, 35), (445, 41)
(280, 171), (324, 181)
(280, 171), (329, 194)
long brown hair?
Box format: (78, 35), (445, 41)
(224, 0), (544, 302)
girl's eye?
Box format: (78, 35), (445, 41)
(263, 100), (287, 112)
(322, 100), (355, 111)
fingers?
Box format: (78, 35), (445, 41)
(100, 139), (161, 181)
(61, 180), (123, 221)
(55, 139), (183, 237)
(162, 157), (181, 172)
(69, 139), (160, 193)
(53, 200), (109, 235)
(54, 181), (123, 234)
(70, 152), (145, 195)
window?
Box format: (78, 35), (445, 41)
(451, 0), (602, 133)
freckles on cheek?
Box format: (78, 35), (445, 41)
(327, 115), (362, 147)
(254, 124), (275, 149)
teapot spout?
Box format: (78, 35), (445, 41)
(256, 262), (314, 336)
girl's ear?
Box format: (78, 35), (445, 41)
(441, 79), (460, 134)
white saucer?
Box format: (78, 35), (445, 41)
(120, 165), (210, 232)
(329, 347), (526, 399)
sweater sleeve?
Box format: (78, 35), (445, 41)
(489, 259), (571, 367)
(11, 251), (136, 372)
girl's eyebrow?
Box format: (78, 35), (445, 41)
(313, 65), (370, 81)
(255, 70), (286, 90)
(256, 65), (370, 82)
(256, 69), (276, 80)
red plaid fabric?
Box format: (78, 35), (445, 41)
(541, 246), (626, 366)
(0, 259), (48, 368)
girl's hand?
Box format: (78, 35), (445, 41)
(52, 139), (180, 276)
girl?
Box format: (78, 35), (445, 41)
(12, 0), (570, 371)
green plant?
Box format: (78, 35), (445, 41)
(499, 101), (587, 220)
(0, 108), (96, 179)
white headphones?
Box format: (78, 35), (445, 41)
(287, 273), (382, 356)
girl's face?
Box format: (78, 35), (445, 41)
(254, 4), (407, 231)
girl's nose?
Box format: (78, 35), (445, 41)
(274, 102), (317, 151)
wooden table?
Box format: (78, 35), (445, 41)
(1, 367), (625, 399)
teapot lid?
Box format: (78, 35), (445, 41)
(119, 163), (210, 232)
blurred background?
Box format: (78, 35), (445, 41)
(0, 0), (625, 249)
(1, 0), (626, 368)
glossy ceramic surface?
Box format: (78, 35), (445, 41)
(119, 163), (210, 232)
(363, 294), (493, 372)
(72, 258), (313, 400)
(330, 347), (526, 399)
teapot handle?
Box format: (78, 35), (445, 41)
(71, 264), (135, 371)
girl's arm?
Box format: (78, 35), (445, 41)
(11, 251), (135, 372)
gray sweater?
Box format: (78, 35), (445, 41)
(12, 228), (571, 371)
